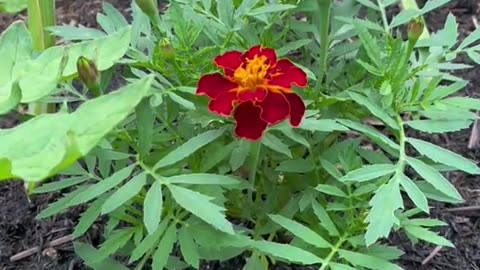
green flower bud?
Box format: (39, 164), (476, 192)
(135, 0), (160, 25)
(408, 17), (425, 43)
(76, 56), (101, 97)
(157, 38), (175, 60)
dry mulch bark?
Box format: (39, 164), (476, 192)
(0, 1), (479, 269)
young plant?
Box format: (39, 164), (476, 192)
(1, 0), (480, 270)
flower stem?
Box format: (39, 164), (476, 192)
(319, 233), (348, 270)
(248, 141), (262, 203)
(317, 0), (332, 85)
(376, 0), (390, 33)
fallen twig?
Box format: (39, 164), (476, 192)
(445, 205), (480, 213)
(422, 246), (442, 265)
(9, 234), (73, 262)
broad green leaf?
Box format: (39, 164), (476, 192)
(312, 200), (339, 236)
(405, 225), (454, 247)
(68, 165), (135, 206)
(348, 92), (398, 130)
(74, 242), (130, 270)
(152, 223), (177, 270)
(262, 133), (292, 158)
(365, 176), (403, 246)
(315, 184), (347, 197)
(144, 180), (163, 235)
(166, 173), (240, 186)
(300, 118), (349, 132)
(46, 25), (106, 40)
(154, 128), (227, 169)
(34, 175), (90, 194)
(354, 20), (382, 67)
(0, 82), (21, 115)
(247, 4), (297, 16)
(253, 240), (323, 265)
(277, 39), (312, 57)
(136, 98), (155, 159)
(96, 228), (135, 262)
(101, 173), (147, 214)
(338, 249), (403, 270)
(399, 174), (429, 213)
(179, 227), (200, 269)
(440, 96), (480, 110)
(276, 159), (314, 173)
(427, 81), (468, 100)
(340, 164), (396, 182)
(0, 76), (153, 182)
(168, 185), (234, 234)
(269, 215), (331, 248)
(130, 219), (170, 263)
(407, 137), (480, 174)
(406, 157), (462, 201)
(102, 2), (129, 30)
(416, 13), (458, 48)
(73, 195), (109, 238)
(405, 119), (473, 133)
(229, 140), (250, 171)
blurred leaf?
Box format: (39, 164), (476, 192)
(276, 159), (314, 173)
(34, 175), (90, 194)
(253, 240), (323, 265)
(262, 133), (292, 158)
(96, 228), (135, 262)
(130, 219), (169, 263)
(217, 0), (234, 28)
(73, 195), (109, 238)
(405, 119), (472, 133)
(300, 118), (349, 132)
(315, 184), (347, 197)
(349, 92), (398, 130)
(269, 215), (331, 248)
(169, 185), (234, 234)
(277, 39), (312, 57)
(365, 176), (403, 246)
(47, 25), (106, 40)
(354, 0), (379, 10)
(230, 140), (250, 171)
(406, 157), (462, 201)
(154, 127), (227, 169)
(330, 263), (357, 270)
(338, 249), (403, 270)
(101, 173), (147, 214)
(74, 242), (130, 270)
(247, 4), (297, 16)
(144, 180), (163, 235)
(167, 92), (196, 110)
(37, 186), (88, 219)
(340, 164), (395, 182)
(166, 173), (240, 186)
(407, 137), (480, 174)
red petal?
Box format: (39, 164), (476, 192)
(208, 91), (238, 116)
(196, 73), (238, 99)
(234, 101), (268, 141)
(269, 65), (308, 88)
(214, 50), (243, 75)
(284, 93), (305, 127)
(258, 91), (289, 125)
(275, 59), (296, 73)
(243, 45), (277, 65)
(237, 88), (267, 102)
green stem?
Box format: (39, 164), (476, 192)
(376, 0), (390, 33)
(317, 0), (332, 85)
(248, 141), (262, 204)
(26, 0), (56, 116)
(319, 233), (348, 270)
(395, 115), (406, 173)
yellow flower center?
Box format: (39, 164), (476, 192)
(233, 55), (270, 90)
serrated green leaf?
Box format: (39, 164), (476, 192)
(405, 225), (454, 247)
(354, 20), (382, 67)
(144, 180), (163, 235)
(34, 175), (90, 194)
(405, 119), (473, 133)
(406, 157), (462, 201)
(68, 165), (135, 206)
(217, 0), (234, 27)
(349, 92), (398, 130)
(269, 215), (331, 248)
(319, 159), (343, 180)
(167, 92), (196, 110)
(355, 0), (379, 10)
(247, 4), (297, 16)
(330, 263), (357, 270)
(230, 140), (250, 171)
(312, 200), (339, 236)
(365, 176), (403, 246)
(315, 184), (347, 197)
(459, 27), (480, 50)
(399, 173), (429, 213)
(152, 223), (177, 270)
(440, 96), (480, 111)
(404, 218), (447, 227)
(179, 227), (200, 269)
(337, 119), (400, 152)
(340, 164), (395, 182)
(407, 137), (480, 174)
(95, 228), (135, 262)
(365, 244), (405, 260)
(427, 80), (468, 101)
(101, 173), (147, 214)
(300, 118), (349, 132)
(262, 133), (292, 158)
(276, 159), (314, 173)
(130, 218), (170, 263)
(168, 185), (234, 234)
(277, 39), (312, 57)
(136, 98), (155, 159)
(338, 249), (403, 270)
(74, 242), (130, 270)
(166, 173), (240, 186)
(37, 186), (88, 219)
(154, 128), (227, 169)
(200, 141), (237, 172)
(272, 123), (310, 148)
(253, 240), (323, 265)
(73, 195), (109, 238)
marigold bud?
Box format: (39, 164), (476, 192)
(135, 0), (160, 25)
(157, 38), (175, 60)
(76, 56), (101, 96)
(408, 17), (425, 43)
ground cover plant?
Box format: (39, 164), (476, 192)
(1, 0), (480, 269)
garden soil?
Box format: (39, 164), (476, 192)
(0, 1), (479, 269)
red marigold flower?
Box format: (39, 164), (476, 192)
(196, 45), (308, 141)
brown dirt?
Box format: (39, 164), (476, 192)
(0, 1), (479, 270)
